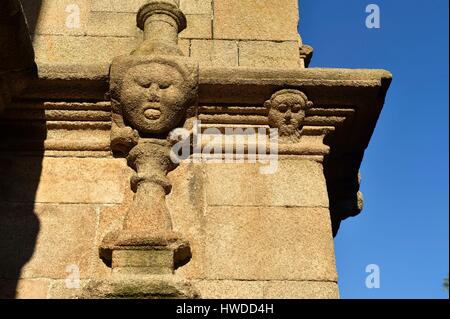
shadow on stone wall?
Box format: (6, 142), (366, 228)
(20, 0), (42, 41)
(0, 0), (43, 299)
(0, 109), (45, 298)
(0, 0), (40, 72)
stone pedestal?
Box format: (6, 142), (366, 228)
(82, 275), (198, 299)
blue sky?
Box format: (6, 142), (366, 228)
(300, 0), (449, 299)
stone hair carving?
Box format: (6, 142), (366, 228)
(265, 89), (313, 143)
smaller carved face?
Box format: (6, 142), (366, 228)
(266, 91), (309, 137)
(121, 63), (191, 134)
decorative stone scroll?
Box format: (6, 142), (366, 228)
(84, 0), (199, 299)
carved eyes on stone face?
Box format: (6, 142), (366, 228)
(278, 104), (288, 113)
(158, 82), (172, 90)
(292, 104), (302, 113)
(276, 103), (302, 113)
(135, 78), (172, 90)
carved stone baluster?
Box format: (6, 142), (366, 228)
(83, 0), (199, 299)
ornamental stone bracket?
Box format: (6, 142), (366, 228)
(82, 0), (199, 299)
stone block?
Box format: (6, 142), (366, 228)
(24, 0), (90, 36)
(90, 0), (150, 13)
(168, 162), (206, 279)
(205, 159), (329, 207)
(263, 281), (339, 299)
(48, 279), (92, 299)
(203, 207), (337, 281)
(89, 192), (133, 278)
(0, 203), (98, 279)
(80, 275), (199, 299)
(190, 39), (238, 67)
(112, 250), (174, 274)
(239, 41), (301, 68)
(87, 12), (140, 37)
(0, 279), (50, 299)
(180, 15), (212, 39)
(32, 35), (139, 64)
(0, 157), (132, 204)
(178, 39), (191, 57)
(180, 0), (212, 15)
(193, 280), (264, 299)
(213, 0), (299, 41)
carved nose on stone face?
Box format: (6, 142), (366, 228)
(147, 83), (161, 102)
(285, 109), (292, 120)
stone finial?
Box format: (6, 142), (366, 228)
(265, 89), (313, 143)
(134, 0), (186, 56)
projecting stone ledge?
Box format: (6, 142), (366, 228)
(20, 64), (391, 101)
(9, 65), (391, 236)
(81, 275), (199, 299)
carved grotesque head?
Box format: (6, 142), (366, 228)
(119, 59), (197, 135)
(265, 89), (312, 142)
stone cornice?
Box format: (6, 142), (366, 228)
(22, 64), (391, 102)
(4, 65), (392, 234)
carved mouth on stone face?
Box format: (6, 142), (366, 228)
(143, 103), (161, 120)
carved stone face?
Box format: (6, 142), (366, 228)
(121, 63), (190, 134)
(266, 91), (308, 138)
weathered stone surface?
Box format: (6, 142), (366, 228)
(0, 279), (50, 299)
(205, 159), (329, 207)
(191, 280), (339, 299)
(239, 41), (301, 68)
(81, 275), (199, 299)
(203, 207), (337, 281)
(33, 35), (139, 64)
(168, 162), (206, 279)
(213, 0), (299, 41)
(180, 0), (212, 15)
(26, 0), (90, 36)
(87, 12), (140, 37)
(180, 15), (212, 39)
(178, 39), (190, 56)
(193, 280), (264, 299)
(91, 0), (151, 13)
(0, 204), (97, 279)
(90, 193), (133, 278)
(47, 279), (90, 299)
(0, 157), (132, 204)
(190, 39), (238, 67)
(263, 281), (339, 299)
(112, 250), (175, 275)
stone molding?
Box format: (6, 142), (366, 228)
(1, 66), (391, 233)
